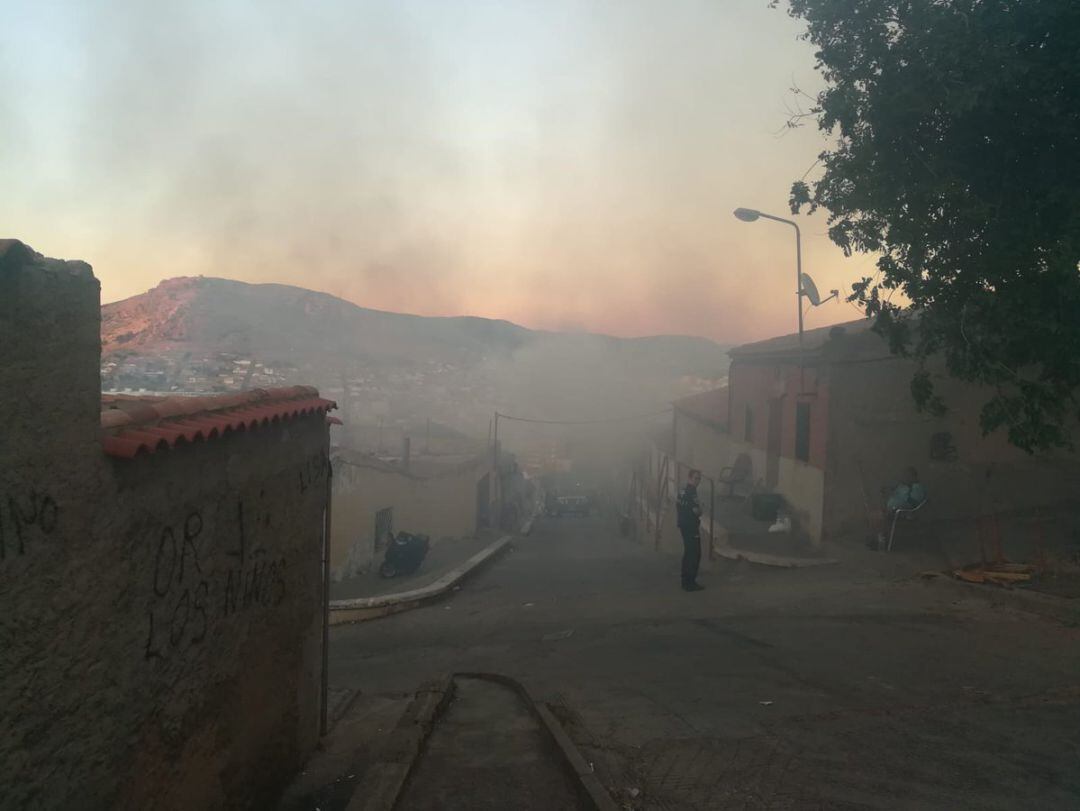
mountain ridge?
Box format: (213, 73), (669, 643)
(101, 275), (723, 356)
(100, 275), (729, 434)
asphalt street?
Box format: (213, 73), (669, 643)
(329, 513), (1080, 810)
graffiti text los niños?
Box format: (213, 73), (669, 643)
(144, 498), (287, 661)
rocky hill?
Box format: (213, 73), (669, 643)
(101, 276), (729, 436)
(102, 277), (533, 362)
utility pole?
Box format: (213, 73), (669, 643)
(491, 411), (500, 528)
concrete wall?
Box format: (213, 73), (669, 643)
(672, 410), (783, 495)
(825, 350), (1080, 542)
(1, 243), (328, 810)
(330, 451), (488, 579)
(673, 410), (748, 482)
(678, 367), (829, 546)
(673, 427), (825, 543)
(776, 455), (826, 541)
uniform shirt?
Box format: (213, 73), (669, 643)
(677, 483), (703, 530)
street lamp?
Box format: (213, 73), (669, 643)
(732, 207), (803, 349)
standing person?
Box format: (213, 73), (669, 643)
(677, 469), (705, 591)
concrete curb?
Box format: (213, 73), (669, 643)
(925, 572), (1080, 625)
(342, 672), (617, 811)
(343, 677), (455, 811)
(326, 686), (363, 733)
(712, 543), (838, 569)
(329, 535), (513, 625)
(520, 503), (543, 537)
(445, 672), (619, 811)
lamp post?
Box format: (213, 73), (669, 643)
(492, 411), (500, 529)
(733, 207), (803, 350)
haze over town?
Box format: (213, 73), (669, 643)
(2, 0), (863, 344)
(6, 2), (1079, 810)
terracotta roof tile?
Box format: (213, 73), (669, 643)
(101, 385), (337, 459)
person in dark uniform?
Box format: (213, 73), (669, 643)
(676, 469), (704, 591)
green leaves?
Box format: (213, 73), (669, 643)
(779, 0), (1080, 452)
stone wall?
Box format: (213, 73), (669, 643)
(1, 243), (329, 810)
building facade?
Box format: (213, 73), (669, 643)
(670, 318), (1080, 545)
(1, 241), (335, 810)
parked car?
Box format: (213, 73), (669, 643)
(545, 480), (593, 517)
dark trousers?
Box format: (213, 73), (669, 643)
(679, 526), (701, 585)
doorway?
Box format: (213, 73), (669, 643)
(766, 398), (783, 489)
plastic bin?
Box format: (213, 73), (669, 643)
(750, 493), (784, 522)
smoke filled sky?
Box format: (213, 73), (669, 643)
(2, 0), (869, 343)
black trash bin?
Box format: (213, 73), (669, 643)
(750, 493), (784, 522)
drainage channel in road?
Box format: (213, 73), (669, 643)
(395, 675), (586, 811)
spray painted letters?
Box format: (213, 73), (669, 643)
(144, 500), (287, 661)
(0, 488), (58, 562)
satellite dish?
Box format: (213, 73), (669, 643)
(800, 273), (822, 306)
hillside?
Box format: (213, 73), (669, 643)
(101, 276), (729, 436)
(102, 277), (533, 364)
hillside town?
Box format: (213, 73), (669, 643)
(100, 348), (498, 431)
(97, 278), (728, 442)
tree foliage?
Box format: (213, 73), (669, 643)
(773, 0), (1080, 452)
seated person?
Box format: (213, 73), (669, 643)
(877, 467), (927, 546)
(886, 467), (927, 511)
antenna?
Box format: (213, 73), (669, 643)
(800, 273), (839, 306)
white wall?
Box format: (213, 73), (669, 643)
(672, 411), (826, 544)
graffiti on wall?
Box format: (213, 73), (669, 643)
(0, 488), (58, 561)
(297, 451), (329, 494)
(144, 452), (327, 661)
(144, 499), (291, 661)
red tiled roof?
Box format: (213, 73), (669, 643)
(673, 386), (728, 428)
(101, 385), (337, 459)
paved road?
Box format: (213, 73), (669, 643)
(330, 514), (1080, 810)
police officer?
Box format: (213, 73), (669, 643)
(677, 469), (704, 591)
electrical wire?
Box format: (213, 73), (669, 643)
(496, 408), (673, 426)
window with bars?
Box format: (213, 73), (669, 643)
(374, 507), (394, 550)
